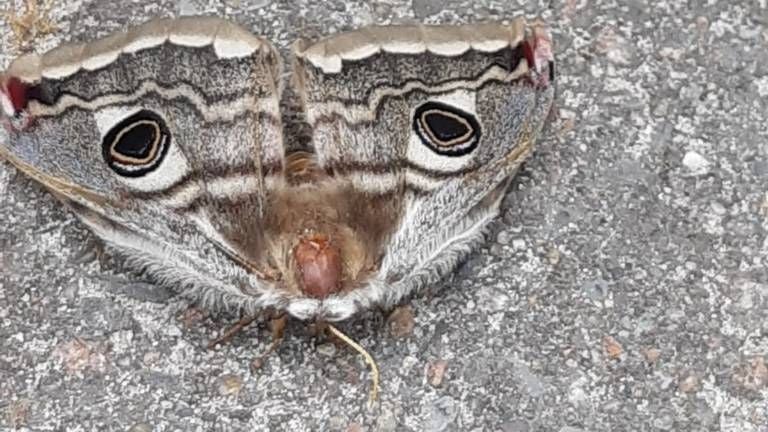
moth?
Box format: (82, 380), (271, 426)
(0, 16), (555, 324)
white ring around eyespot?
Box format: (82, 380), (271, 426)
(94, 106), (190, 192)
(406, 89), (479, 172)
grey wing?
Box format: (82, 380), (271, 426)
(0, 17), (288, 312)
(292, 18), (556, 320)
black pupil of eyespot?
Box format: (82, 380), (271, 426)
(424, 112), (469, 142)
(115, 123), (157, 159)
(103, 109), (170, 178)
(413, 101), (480, 157)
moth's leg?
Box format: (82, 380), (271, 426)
(250, 314), (287, 371)
(207, 315), (259, 349)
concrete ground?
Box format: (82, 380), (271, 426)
(1, 0), (767, 430)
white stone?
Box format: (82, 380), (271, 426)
(682, 151), (710, 175)
(755, 76), (768, 98)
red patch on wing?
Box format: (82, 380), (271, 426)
(7, 77), (29, 112)
(1, 76), (29, 114)
(1, 76), (37, 131)
(522, 40), (536, 71)
(522, 23), (555, 87)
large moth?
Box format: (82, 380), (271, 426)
(0, 16), (554, 328)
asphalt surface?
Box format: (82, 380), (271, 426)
(1, 0), (767, 431)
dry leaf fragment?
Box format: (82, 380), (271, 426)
(3, 0), (58, 50)
(642, 347), (661, 364)
(678, 373), (699, 393)
(387, 305), (415, 338)
(6, 399), (31, 428)
(602, 336), (623, 360)
(733, 356), (768, 392)
(54, 338), (107, 374)
(546, 246), (561, 265)
(346, 422), (363, 432)
(759, 192), (768, 220)
(216, 374), (244, 397)
(179, 307), (206, 328)
(427, 359), (448, 387)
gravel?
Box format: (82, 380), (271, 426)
(1, 0), (767, 430)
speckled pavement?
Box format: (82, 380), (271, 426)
(1, 1), (767, 431)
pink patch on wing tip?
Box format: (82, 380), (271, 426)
(533, 27), (554, 66)
(523, 40), (536, 71)
(0, 76), (36, 132)
(523, 23), (555, 87)
(0, 76), (29, 116)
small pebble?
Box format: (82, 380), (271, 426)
(642, 347), (661, 364)
(682, 151), (710, 175)
(128, 423), (153, 432)
(216, 374), (243, 397)
(427, 359), (448, 387)
(317, 342), (337, 357)
(678, 374), (699, 393)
